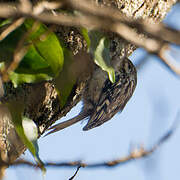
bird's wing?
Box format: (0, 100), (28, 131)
(83, 74), (136, 131)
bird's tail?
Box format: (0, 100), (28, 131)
(45, 111), (90, 136)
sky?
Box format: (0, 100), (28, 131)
(4, 3), (180, 180)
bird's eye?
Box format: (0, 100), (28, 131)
(128, 64), (132, 72)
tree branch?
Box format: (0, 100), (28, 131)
(1, 111), (179, 169)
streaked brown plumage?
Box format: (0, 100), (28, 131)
(46, 57), (137, 135)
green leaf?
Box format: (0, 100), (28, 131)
(16, 44), (52, 75)
(0, 19), (64, 86)
(24, 20), (64, 76)
(0, 19), (12, 28)
(10, 71), (52, 88)
(80, 27), (90, 49)
(0, 62), (5, 71)
(0, 24), (26, 62)
(6, 102), (35, 155)
(89, 31), (115, 83)
(54, 48), (76, 108)
(6, 101), (46, 173)
(22, 117), (46, 173)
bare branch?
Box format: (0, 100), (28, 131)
(1, 21), (41, 82)
(159, 44), (180, 76)
(69, 166), (81, 180)
(33, 1), (64, 15)
(0, 1), (179, 45)
(0, 18), (25, 41)
(0, 111), (179, 169)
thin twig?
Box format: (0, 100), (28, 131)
(69, 166), (81, 180)
(0, 1), (62, 41)
(0, 111), (179, 169)
(0, 0), (32, 41)
(0, 18), (25, 41)
(1, 21), (41, 82)
(33, 1), (63, 15)
(67, 0), (180, 45)
(0, 1), (179, 45)
(159, 44), (180, 76)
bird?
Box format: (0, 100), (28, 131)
(46, 56), (137, 135)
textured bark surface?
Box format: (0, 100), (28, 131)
(0, 0), (177, 163)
